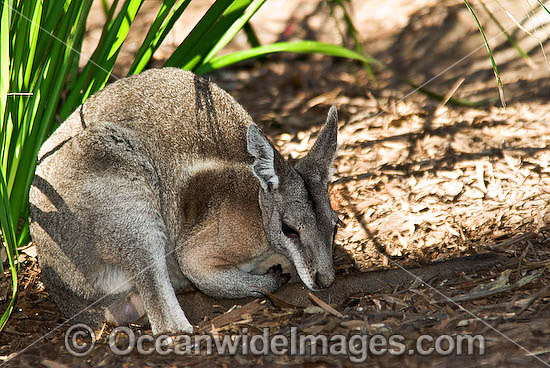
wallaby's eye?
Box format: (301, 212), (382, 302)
(282, 221), (300, 239)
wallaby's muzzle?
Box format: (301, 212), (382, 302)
(287, 241), (335, 291)
(314, 270), (335, 289)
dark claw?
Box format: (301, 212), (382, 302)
(267, 264), (283, 274)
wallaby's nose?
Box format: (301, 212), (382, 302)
(314, 271), (335, 289)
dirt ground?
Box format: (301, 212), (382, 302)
(2, 0), (550, 366)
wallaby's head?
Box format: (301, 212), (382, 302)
(247, 106), (339, 291)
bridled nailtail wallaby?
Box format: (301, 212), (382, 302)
(29, 67), (340, 335)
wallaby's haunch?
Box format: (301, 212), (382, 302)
(29, 68), (339, 334)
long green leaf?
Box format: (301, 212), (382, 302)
(195, 40), (381, 74)
(197, 40), (490, 107)
(128, 0), (192, 75)
(243, 22), (260, 48)
(0, 169), (18, 330)
(164, 0), (233, 67)
(0, 0), (9, 125)
(64, 1), (94, 99)
(61, 0), (144, 120)
(87, 0), (144, 94)
(10, 1), (90, 235)
(182, 0), (254, 70)
(201, 0), (266, 66)
(0, 0), (12, 275)
(7, 1), (73, 197)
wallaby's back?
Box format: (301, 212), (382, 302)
(39, 68), (254, 168)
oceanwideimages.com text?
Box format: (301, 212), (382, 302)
(65, 324), (486, 362)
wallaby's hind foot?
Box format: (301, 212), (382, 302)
(127, 256), (193, 334)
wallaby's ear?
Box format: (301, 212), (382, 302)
(296, 106), (339, 181)
(247, 123), (279, 191)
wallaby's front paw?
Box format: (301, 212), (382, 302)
(267, 264), (291, 284)
(261, 264), (291, 293)
(249, 264), (288, 297)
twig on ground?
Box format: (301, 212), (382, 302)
(515, 240), (533, 276)
(434, 270), (542, 304)
(308, 292), (344, 318)
(483, 232), (537, 253)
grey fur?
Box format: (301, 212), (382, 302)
(29, 68), (339, 335)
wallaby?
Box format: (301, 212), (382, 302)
(29, 68), (339, 335)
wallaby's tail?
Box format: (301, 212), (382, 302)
(178, 253), (509, 324)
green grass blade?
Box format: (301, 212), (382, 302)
(328, 0), (374, 79)
(101, 0), (110, 18)
(0, 168), (18, 270)
(65, 0), (94, 95)
(4, 0), (44, 179)
(128, 0), (192, 75)
(0, 168), (18, 330)
(182, 0), (254, 70)
(82, 0), (120, 74)
(197, 40), (491, 107)
(61, 0), (144, 119)
(9, 1), (90, 227)
(463, 0), (506, 107)
(0, 0), (9, 124)
(102, 0), (121, 35)
(16, 220), (29, 248)
(0, 0), (11, 214)
(22, 1), (43, 87)
(6, 0), (77, 194)
(243, 22), (260, 48)
(195, 40), (381, 74)
(87, 0), (144, 92)
(200, 0), (266, 66)
(30, 1), (66, 79)
(164, 0), (234, 68)
(11, 1), (40, 93)
(479, 0), (534, 68)
(128, 0), (179, 74)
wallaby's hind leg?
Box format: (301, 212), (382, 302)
(117, 236), (193, 334)
(88, 177), (193, 335)
(31, 142), (192, 333)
